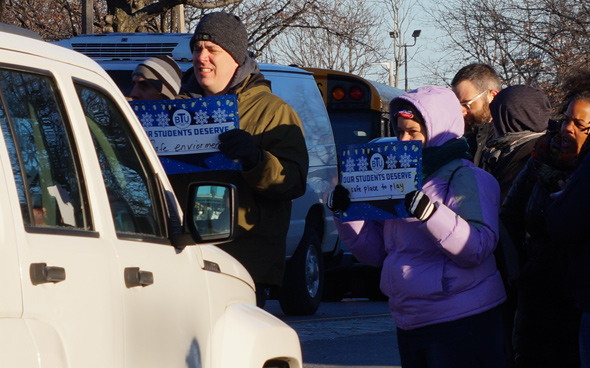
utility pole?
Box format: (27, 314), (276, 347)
(81, 0), (93, 34)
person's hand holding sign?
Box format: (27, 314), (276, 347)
(219, 129), (262, 170)
(327, 184), (351, 215)
(404, 190), (436, 222)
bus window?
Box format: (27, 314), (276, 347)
(302, 68), (405, 153)
(329, 111), (380, 147)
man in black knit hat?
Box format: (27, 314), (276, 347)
(169, 12), (309, 308)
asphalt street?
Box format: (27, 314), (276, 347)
(265, 299), (402, 368)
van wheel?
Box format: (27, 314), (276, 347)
(279, 228), (324, 316)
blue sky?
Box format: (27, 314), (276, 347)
(365, 0), (453, 90)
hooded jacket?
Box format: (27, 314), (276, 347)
(500, 131), (581, 363)
(483, 85), (550, 201)
(335, 86), (506, 330)
(170, 58), (309, 286)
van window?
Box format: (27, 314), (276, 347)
(266, 73), (334, 150)
(75, 84), (166, 238)
(0, 68), (91, 230)
(264, 72), (337, 171)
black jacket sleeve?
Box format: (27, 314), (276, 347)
(546, 152), (590, 244)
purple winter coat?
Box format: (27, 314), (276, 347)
(335, 86), (506, 330)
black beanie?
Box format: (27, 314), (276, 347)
(390, 99), (425, 125)
(190, 12), (249, 65)
(389, 99), (425, 139)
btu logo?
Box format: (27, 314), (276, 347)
(370, 153), (384, 173)
(172, 109), (191, 129)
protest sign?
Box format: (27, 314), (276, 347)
(130, 95), (240, 174)
(338, 138), (422, 222)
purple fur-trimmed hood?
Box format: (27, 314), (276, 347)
(389, 85), (465, 148)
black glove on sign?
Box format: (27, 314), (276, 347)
(327, 185), (350, 214)
(404, 190), (436, 221)
(218, 129), (261, 171)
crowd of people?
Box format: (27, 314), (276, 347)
(329, 63), (590, 367)
(125, 10), (590, 368)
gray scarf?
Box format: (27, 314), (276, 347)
(483, 131), (546, 167)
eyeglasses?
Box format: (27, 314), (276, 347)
(460, 90), (488, 111)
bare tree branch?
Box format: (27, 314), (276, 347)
(425, 0), (590, 109)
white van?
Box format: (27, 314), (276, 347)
(55, 33), (340, 316)
(0, 24), (302, 367)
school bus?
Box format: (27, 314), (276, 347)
(302, 68), (406, 302)
(302, 67), (406, 153)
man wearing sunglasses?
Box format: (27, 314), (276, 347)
(451, 63), (502, 166)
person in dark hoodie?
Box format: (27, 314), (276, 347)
(481, 85), (551, 202)
(501, 73), (589, 367)
(168, 12), (309, 308)
(481, 85), (551, 367)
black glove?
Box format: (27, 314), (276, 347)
(404, 190), (436, 221)
(327, 185), (351, 214)
(218, 129), (261, 170)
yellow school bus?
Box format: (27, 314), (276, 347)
(302, 67), (405, 152)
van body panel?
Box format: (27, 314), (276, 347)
(217, 303), (303, 368)
(0, 320), (43, 367)
(0, 133), (24, 318)
(113, 239), (212, 368)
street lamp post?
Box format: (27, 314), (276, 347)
(403, 30), (421, 92)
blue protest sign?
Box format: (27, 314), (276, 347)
(130, 95), (240, 174)
(338, 139), (422, 222)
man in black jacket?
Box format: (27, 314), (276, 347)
(546, 94), (590, 368)
(168, 12), (309, 308)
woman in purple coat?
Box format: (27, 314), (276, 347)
(329, 86), (507, 367)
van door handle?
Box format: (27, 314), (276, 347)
(30, 263), (66, 285)
(124, 267), (154, 288)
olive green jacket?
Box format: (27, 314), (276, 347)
(171, 65), (309, 286)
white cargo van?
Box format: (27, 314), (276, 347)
(0, 24), (302, 367)
(55, 33), (340, 316)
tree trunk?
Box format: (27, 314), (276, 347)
(0, 0), (5, 22)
